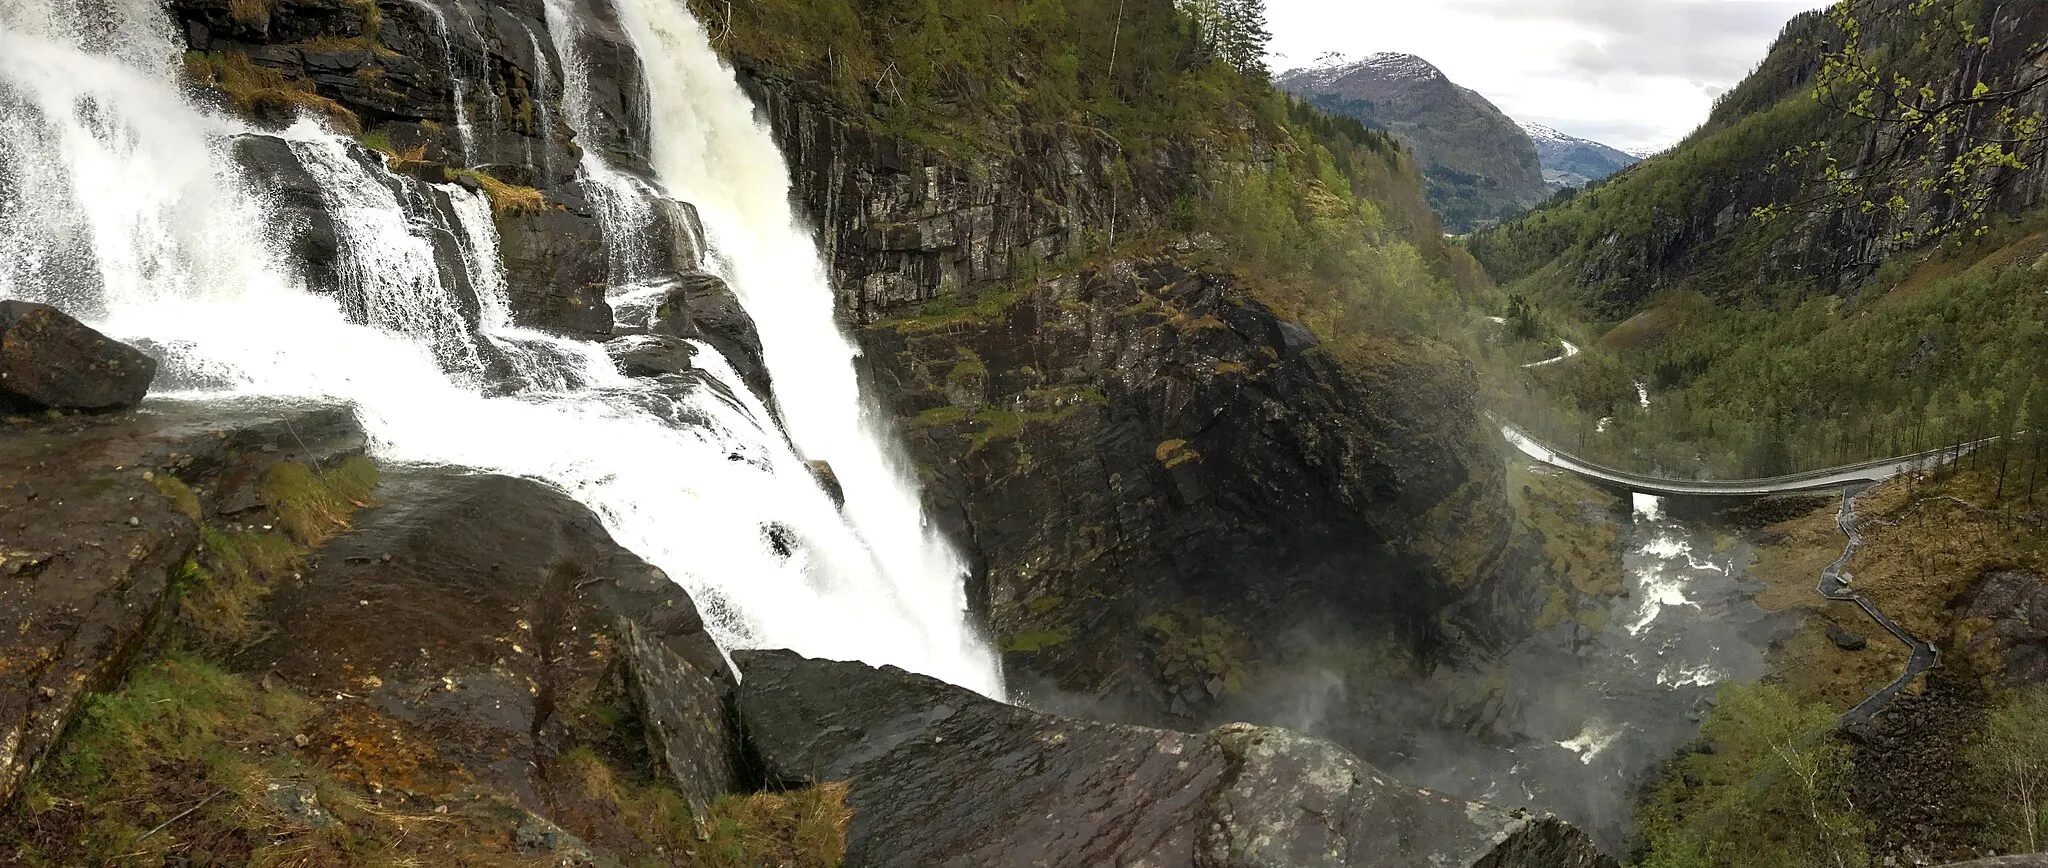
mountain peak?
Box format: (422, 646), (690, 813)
(1284, 52), (1446, 90)
(1519, 121), (1570, 145)
(1514, 121), (1644, 192)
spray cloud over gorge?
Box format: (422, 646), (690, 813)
(0, 0), (1000, 696)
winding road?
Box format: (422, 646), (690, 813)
(1521, 339), (1582, 369)
(1499, 422), (1977, 726)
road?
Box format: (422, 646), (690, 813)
(1522, 340), (1582, 369)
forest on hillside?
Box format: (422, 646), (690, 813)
(1462, 0), (2048, 498)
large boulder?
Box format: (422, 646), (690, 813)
(0, 302), (158, 412)
(734, 649), (1616, 868)
(1962, 569), (2048, 684)
(0, 399), (362, 808)
(241, 470), (742, 817)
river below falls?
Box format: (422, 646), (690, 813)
(1386, 480), (1799, 852)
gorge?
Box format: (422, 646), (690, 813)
(3, 0), (2047, 866)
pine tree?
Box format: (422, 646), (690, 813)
(1174, 0), (1267, 76)
(1216, 0), (1271, 78)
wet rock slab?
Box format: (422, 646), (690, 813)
(241, 469), (741, 816)
(735, 649), (1616, 868)
(0, 398), (361, 807)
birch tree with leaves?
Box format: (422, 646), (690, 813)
(1762, 0), (2048, 244)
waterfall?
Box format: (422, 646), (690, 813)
(538, 0), (664, 293)
(521, 24), (560, 185)
(288, 133), (491, 385)
(403, 0), (477, 165)
(610, 0), (1001, 694)
(0, 0), (1004, 696)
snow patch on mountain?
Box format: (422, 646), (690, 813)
(1289, 52), (1445, 89)
(1519, 121), (1571, 145)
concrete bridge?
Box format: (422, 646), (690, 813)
(1497, 423), (1988, 497)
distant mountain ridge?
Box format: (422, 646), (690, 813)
(1278, 53), (1548, 232)
(1519, 121), (1643, 192)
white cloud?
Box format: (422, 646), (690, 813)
(1264, 0), (1831, 152)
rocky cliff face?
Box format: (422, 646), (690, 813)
(735, 65), (1180, 326)
(724, 58), (1545, 729)
(1278, 54), (1548, 232)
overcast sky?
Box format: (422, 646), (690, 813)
(1265, 0), (1833, 153)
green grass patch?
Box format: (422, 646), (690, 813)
(874, 286), (1027, 335)
(260, 456), (378, 547)
(1144, 611), (1248, 696)
(946, 349), (988, 383)
(149, 473), (201, 521)
(180, 527), (304, 652)
(4, 656), (718, 866)
(227, 0), (276, 27)
(1637, 682), (1869, 868)
(910, 405), (971, 428)
(8, 654), (313, 865)
(1155, 438), (1200, 469)
(556, 746), (849, 867)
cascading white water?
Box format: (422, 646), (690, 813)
(0, 0), (1004, 696)
(538, 0), (665, 293)
(609, 0), (1001, 693)
(404, 0), (477, 165)
(521, 23), (559, 185)
(289, 134), (491, 384)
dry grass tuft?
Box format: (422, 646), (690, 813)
(455, 170), (551, 217)
(183, 51), (361, 134)
(227, 0), (277, 27)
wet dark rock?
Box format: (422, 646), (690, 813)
(659, 271), (771, 403)
(230, 134), (343, 297)
(735, 650), (1615, 868)
(263, 780), (338, 829)
(241, 470), (741, 817)
(542, 0), (654, 173)
(0, 301), (158, 412)
(497, 195), (615, 339)
(604, 334), (695, 378)
(1277, 319), (1320, 357)
(171, 0), (584, 188)
(807, 461), (844, 509)
(1961, 569), (2048, 684)
(0, 398), (362, 808)
(1829, 621), (1871, 651)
